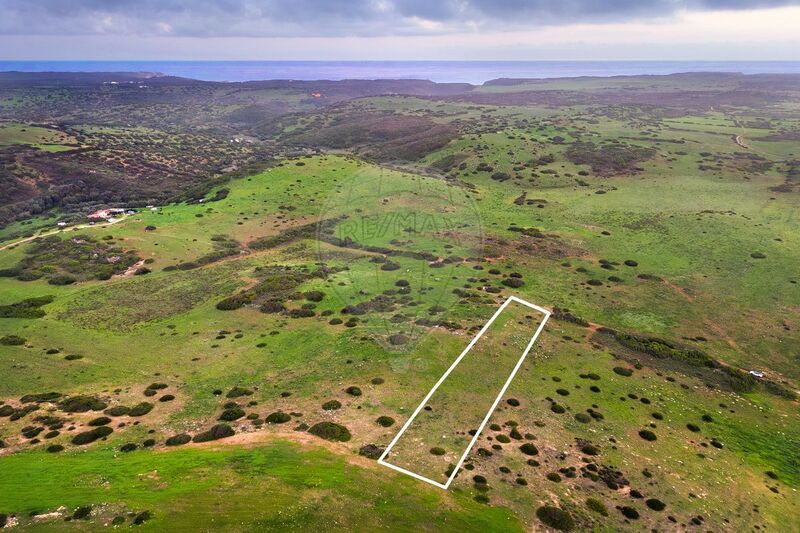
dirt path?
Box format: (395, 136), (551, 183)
(734, 134), (749, 149)
(0, 214), (130, 251)
(174, 428), (382, 470)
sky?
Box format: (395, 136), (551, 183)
(0, 0), (799, 60)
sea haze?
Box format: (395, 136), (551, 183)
(1, 60), (800, 84)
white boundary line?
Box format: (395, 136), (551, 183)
(378, 295), (551, 490)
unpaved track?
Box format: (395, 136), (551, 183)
(0, 215), (130, 251)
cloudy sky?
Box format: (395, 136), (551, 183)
(1, 0), (799, 60)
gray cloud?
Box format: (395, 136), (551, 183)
(1, 0), (798, 37)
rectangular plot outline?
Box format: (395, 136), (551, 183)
(378, 295), (550, 490)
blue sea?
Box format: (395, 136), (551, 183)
(1, 61), (799, 84)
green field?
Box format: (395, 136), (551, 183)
(1, 73), (799, 532)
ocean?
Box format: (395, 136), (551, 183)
(1, 61), (799, 84)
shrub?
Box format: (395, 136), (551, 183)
(322, 400), (341, 410)
(495, 434), (511, 443)
(550, 403), (566, 414)
(88, 416), (111, 426)
(519, 443), (539, 456)
(371, 377), (385, 385)
(147, 383), (168, 390)
(574, 413), (591, 424)
(120, 443), (138, 452)
(613, 366), (634, 377)
(193, 423), (235, 442)
(165, 434), (191, 446)
(345, 386), (362, 396)
(502, 277), (524, 288)
(132, 511), (153, 525)
(73, 506), (92, 520)
(536, 505), (575, 531)
(358, 444), (384, 459)
(129, 402), (154, 417)
(619, 506), (640, 519)
(687, 423), (701, 432)
(646, 498), (666, 511)
(59, 395), (107, 413)
(265, 411), (291, 424)
(506, 398), (520, 407)
(64, 354), (83, 361)
(0, 335), (26, 345)
(639, 429), (657, 441)
(305, 290), (325, 302)
(308, 422), (351, 442)
(159, 394), (175, 402)
(47, 444), (65, 453)
(72, 426), (113, 445)
(219, 407), (245, 421)
(430, 447), (446, 456)
(226, 386), (253, 398)
(581, 444), (600, 455)
(586, 498), (608, 516)
(376, 416), (395, 427)
(48, 274), (77, 286)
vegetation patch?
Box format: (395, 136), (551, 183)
(308, 421), (352, 442)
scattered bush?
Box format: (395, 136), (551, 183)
(193, 423), (235, 442)
(226, 386), (253, 398)
(586, 498), (608, 516)
(376, 416), (395, 427)
(132, 510), (152, 525)
(73, 506), (92, 520)
(430, 447), (446, 456)
(519, 443), (539, 456)
(322, 400), (342, 410)
(59, 395), (107, 413)
(613, 367), (634, 377)
(619, 506), (640, 519)
(120, 443), (138, 452)
(129, 402), (154, 416)
(345, 386), (362, 396)
(639, 429), (657, 441)
(265, 411), (291, 424)
(308, 421), (351, 442)
(0, 335), (26, 346)
(87, 416), (111, 426)
(47, 444), (64, 453)
(71, 426), (113, 445)
(219, 408), (245, 421)
(165, 434), (191, 446)
(358, 444), (384, 459)
(536, 505), (575, 531)
(646, 498), (666, 511)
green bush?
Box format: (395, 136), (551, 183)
(132, 510), (153, 525)
(48, 274), (77, 286)
(59, 395), (107, 413)
(376, 416), (395, 427)
(613, 366), (634, 377)
(321, 400), (341, 410)
(120, 443), (138, 452)
(87, 416), (111, 426)
(639, 429), (657, 441)
(47, 444), (65, 453)
(430, 447), (446, 456)
(619, 506), (639, 519)
(646, 498), (666, 511)
(265, 411), (291, 424)
(226, 386), (253, 398)
(219, 407), (245, 421)
(536, 505), (575, 531)
(71, 426), (113, 445)
(165, 434), (191, 446)
(128, 402), (154, 417)
(586, 498), (608, 516)
(308, 421), (351, 442)
(345, 386), (362, 396)
(193, 423), (235, 442)
(519, 443), (539, 456)
(73, 506), (92, 520)
(0, 335), (26, 345)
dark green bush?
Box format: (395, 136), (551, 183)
(376, 416), (395, 427)
(0, 334), (26, 345)
(586, 498), (608, 516)
(345, 386), (362, 396)
(219, 407), (245, 421)
(321, 400), (341, 410)
(265, 411), (291, 424)
(87, 416), (111, 426)
(128, 402), (154, 417)
(646, 498), (666, 511)
(71, 426), (113, 445)
(47, 444), (65, 453)
(613, 366), (634, 377)
(574, 413), (591, 423)
(226, 386), (253, 398)
(619, 506), (639, 519)
(308, 421), (351, 442)
(165, 434), (191, 446)
(536, 505), (575, 531)
(120, 443), (138, 452)
(193, 423), (235, 442)
(639, 429), (657, 441)
(430, 447), (446, 456)
(132, 510), (153, 525)
(73, 506), (91, 520)
(58, 395), (107, 413)
(519, 443), (539, 456)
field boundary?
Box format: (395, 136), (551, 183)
(378, 295), (551, 489)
